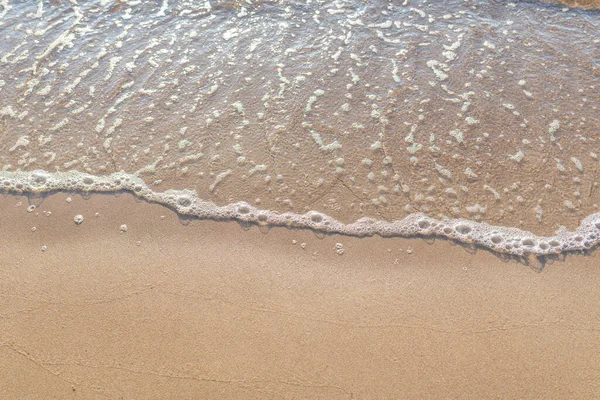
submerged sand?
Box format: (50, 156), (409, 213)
(1, 0), (599, 235)
(1, 193), (599, 399)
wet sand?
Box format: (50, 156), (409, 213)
(555, 0), (600, 9)
(1, 193), (599, 399)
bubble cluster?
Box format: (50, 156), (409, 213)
(3, 170), (600, 257)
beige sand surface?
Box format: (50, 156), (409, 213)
(555, 0), (600, 9)
(1, 193), (600, 399)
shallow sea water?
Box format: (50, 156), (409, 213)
(0, 0), (599, 245)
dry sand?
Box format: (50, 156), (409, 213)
(1, 193), (599, 399)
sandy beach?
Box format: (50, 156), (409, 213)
(1, 193), (599, 399)
(1, 0), (600, 398)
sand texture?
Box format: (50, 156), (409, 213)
(1, 193), (599, 399)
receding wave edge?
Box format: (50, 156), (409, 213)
(2, 169), (599, 257)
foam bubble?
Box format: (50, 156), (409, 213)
(237, 203), (251, 214)
(454, 223), (472, 235)
(310, 213), (324, 223)
(176, 195), (193, 207)
(490, 234), (504, 244)
(30, 170), (49, 187)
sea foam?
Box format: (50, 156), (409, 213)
(2, 169), (599, 257)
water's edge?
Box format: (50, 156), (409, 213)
(2, 169), (599, 257)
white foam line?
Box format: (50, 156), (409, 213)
(1, 169), (599, 257)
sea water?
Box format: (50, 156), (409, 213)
(0, 0), (599, 256)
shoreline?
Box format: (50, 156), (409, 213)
(0, 169), (599, 259)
